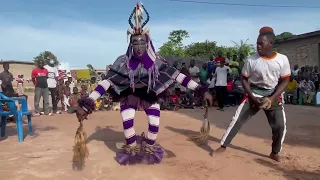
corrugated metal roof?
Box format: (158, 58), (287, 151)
(0, 60), (34, 65)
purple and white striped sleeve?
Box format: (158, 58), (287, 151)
(89, 80), (111, 101)
(175, 73), (199, 90)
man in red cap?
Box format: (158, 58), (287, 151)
(215, 27), (291, 162)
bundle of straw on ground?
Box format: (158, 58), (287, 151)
(72, 121), (89, 170)
(72, 98), (95, 170)
(188, 102), (210, 143)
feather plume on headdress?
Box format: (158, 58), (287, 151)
(127, 2), (150, 42)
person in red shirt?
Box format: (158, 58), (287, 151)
(31, 60), (51, 116)
(226, 74), (235, 106)
(214, 51), (225, 63)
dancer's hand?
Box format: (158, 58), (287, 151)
(251, 96), (264, 107)
(259, 97), (272, 110)
(76, 107), (88, 122)
(204, 91), (213, 107)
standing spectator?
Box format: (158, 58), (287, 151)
(225, 52), (231, 65)
(299, 77), (315, 104)
(44, 57), (61, 114)
(199, 63), (208, 84)
(188, 60), (200, 83)
(172, 61), (179, 69)
(207, 73), (216, 95)
(312, 66), (319, 91)
(187, 60), (200, 106)
(63, 81), (71, 111)
(68, 77), (75, 93)
(229, 54), (239, 78)
(226, 74), (235, 106)
(238, 53), (245, 73)
(0, 63), (14, 97)
(0, 63), (22, 98)
(284, 76), (298, 104)
(214, 60), (231, 111)
(32, 60), (51, 116)
(291, 64), (299, 77)
(56, 79), (65, 111)
(16, 75), (25, 96)
(305, 65), (311, 80)
(214, 51), (225, 63)
(180, 62), (189, 75)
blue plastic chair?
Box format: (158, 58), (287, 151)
(0, 93), (33, 142)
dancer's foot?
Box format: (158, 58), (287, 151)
(215, 146), (227, 153)
(269, 153), (281, 162)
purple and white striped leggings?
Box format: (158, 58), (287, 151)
(120, 103), (160, 146)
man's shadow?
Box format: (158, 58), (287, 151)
(166, 126), (269, 158)
(254, 158), (320, 180)
(88, 125), (176, 158)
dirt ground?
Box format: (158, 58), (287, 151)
(0, 104), (320, 180)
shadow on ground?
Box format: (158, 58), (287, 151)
(254, 158), (320, 180)
(166, 126), (269, 158)
(0, 123), (57, 141)
(88, 125), (176, 158)
(174, 105), (320, 149)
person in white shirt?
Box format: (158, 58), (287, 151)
(186, 60), (200, 106)
(68, 76), (75, 93)
(216, 27), (291, 162)
(214, 60), (231, 111)
(188, 60), (200, 83)
(44, 56), (61, 114)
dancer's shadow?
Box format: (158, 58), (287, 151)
(88, 126), (176, 158)
(254, 158), (320, 180)
(166, 126), (269, 158)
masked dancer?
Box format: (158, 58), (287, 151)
(215, 27), (290, 162)
(76, 2), (212, 165)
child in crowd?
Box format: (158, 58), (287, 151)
(56, 79), (65, 111)
(68, 77), (75, 93)
(63, 81), (71, 111)
(207, 73), (217, 106)
(16, 75), (24, 96)
(80, 84), (89, 97)
(89, 77), (97, 93)
(226, 74), (235, 106)
(67, 87), (80, 114)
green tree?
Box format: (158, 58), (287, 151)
(159, 30), (189, 56)
(33, 51), (60, 66)
(232, 39), (255, 58)
(275, 32), (294, 41)
(185, 40), (218, 58)
(87, 64), (95, 76)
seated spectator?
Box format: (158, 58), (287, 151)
(284, 76), (298, 104)
(67, 87), (80, 114)
(299, 77), (315, 105)
(80, 84), (89, 97)
(232, 76), (244, 105)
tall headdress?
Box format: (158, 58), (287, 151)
(127, 2), (150, 42)
(125, 2), (159, 93)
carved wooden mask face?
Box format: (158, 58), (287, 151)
(131, 35), (147, 57)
